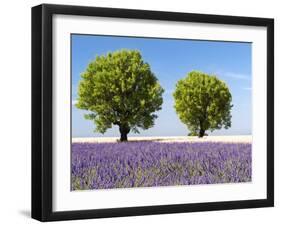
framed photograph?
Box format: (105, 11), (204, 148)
(32, 4), (274, 221)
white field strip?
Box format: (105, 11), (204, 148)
(72, 135), (252, 144)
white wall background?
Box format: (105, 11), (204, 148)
(0, 0), (279, 225)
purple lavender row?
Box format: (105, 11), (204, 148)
(71, 142), (251, 190)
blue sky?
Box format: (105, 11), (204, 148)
(71, 34), (252, 137)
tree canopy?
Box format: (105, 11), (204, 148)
(76, 49), (164, 141)
(173, 71), (233, 137)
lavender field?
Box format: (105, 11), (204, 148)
(71, 141), (251, 190)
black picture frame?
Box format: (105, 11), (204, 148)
(32, 3), (274, 222)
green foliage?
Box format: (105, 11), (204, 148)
(76, 49), (164, 141)
(173, 71), (233, 137)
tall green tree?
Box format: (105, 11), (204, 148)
(173, 71), (233, 137)
(76, 49), (164, 141)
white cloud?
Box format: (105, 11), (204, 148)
(165, 89), (174, 94)
(224, 72), (251, 80)
(72, 100), (78, 105)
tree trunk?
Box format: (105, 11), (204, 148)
(119, 124), (130, 142)
(120, 132), (128, 142)
(198, 128), (205, 138)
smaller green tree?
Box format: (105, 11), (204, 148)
(76, 49), (164, 141)
(173, 71), (233, 137)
